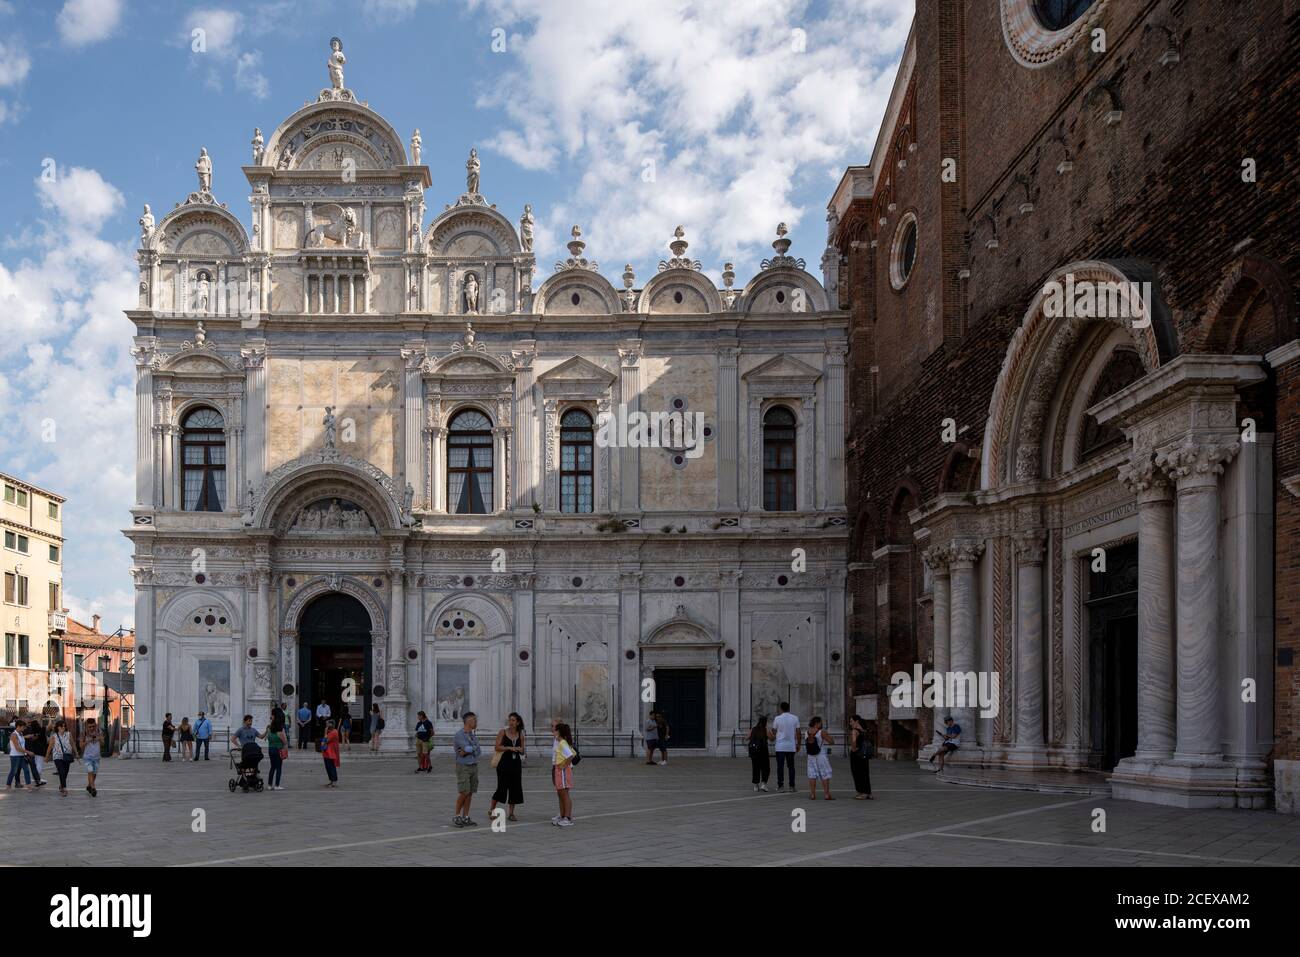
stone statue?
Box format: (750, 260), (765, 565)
(327, 37), (346, 90)
(277, 143), (295, 170)
(463, 274), (479, 314)
(323, 406), (337, 448)
(466, 147), (480, 195)
(195, 147), (212, 193)
(195, 274), (211, 313)
(325, 499), (343, 529)
(194, 320), (207, 345)
(464, 321), (476, 347)
(251, 127), (264, 163)
(520, 204), (534, 252)
(410, 128), (421, 165)
(139, 204), (155, 243)
(403, 483), (415, 514)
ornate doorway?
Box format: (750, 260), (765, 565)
(1087, 541), (1139, 770)
(299, 593), (372, 743)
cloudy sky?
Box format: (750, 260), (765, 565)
(0, 0), (911, 630)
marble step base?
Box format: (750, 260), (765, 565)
(1109, 757), (1273, 809)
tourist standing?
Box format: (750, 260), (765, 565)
(643, 711), (659, 765)
(805, 717), (834, 800)
(161, 713), (176, 762)
(368, 704), (384, 752)
(490, 712), (526, 822)
(452, 712), (481, 827)
(230, 714), (261, 750)
(321, 720), (341, 788)
(296, 702), (312, 749)
(178, 717), (194, 761)
(848, 714), (873, 800)
(747, 715), (771, 792)
(769, 702), (801, 793)
(414, 710), (433, 773)
(24, 719), (47, 787)
(6, 719), (32, 790)
(82, 719), (101, 797)
(339, 704), (353, 752)
(655, 711), (670, 766)
(315, 700), (332, 741)
(46, 720), (77, 796)
(193, 711), (213, 761)
(551, 720), (577, 827)
(263, 713), (288, 791)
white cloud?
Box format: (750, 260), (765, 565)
(57, 0), (124, 47)
(184, 9), (270, 99)
(472, 0), (912, 275)
(0, 37), (32, 86)
(0, 168), (138, 630)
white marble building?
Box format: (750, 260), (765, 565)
(124, 44), (849, 752)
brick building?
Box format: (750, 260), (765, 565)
(832, 0), (1298, 809)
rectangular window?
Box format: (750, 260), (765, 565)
(5, 531), (28, 553)
(17, 534), (27, 553)
(2, 485), (13, 504)
(3, 530), (10, 549)
(3, 572), (12, 603)
(15, 489), (26, 507)
(4, 633), (13, 667)
(49, 638), (63, 670)
(13, 574), (28, 606)
(17, 635), (28, 667)
(98, 654), (111, 672)
(48, 502), (59, 520)
(49, 581), (59, 611)
(49, 544), (59, 563)
(74, 654), (84, 700)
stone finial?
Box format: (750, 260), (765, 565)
(567, 225), (585, 259)
(622, 263), (636, 289)
(772, 222), (792, 257)
(669, 225), (689, 258)
(722, 262), (736, 289)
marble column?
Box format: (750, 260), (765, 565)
(132, 345), (155, 508)
(512, 348), (536, 510)
(618, 570), (642, 735)
(947, 540), (984, 749)
(402, 350), (424, 499)
(1011, 531), (1047, 755)
(514, 578), (535, 725)
(132, 570), (154, 729)
(241, 346), (267, 493)
(717, 347), (740, 510)
(1118, 449), (1176, 761)
(719, 569), (741, 734)
(618, 345), (641, 512)
(825, 345), (847, 508)
(1157, 436), (1238, 763)
(922, 545), (951, 759)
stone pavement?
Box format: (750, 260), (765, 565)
(5, 753), (1300, 867)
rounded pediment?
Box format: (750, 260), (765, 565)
(286, 496), (375, 534)
(426, 206), (521, 258)
(255, 451), (406, 533)
(155, 204), (250, 256)
(639, 269), (723, 315)
(737, 267), (829, 314)
(535, 269), (621, 316)
(264, 102), (406, 172)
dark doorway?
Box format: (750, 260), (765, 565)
(298, 593), (372, 743)
(1087, 541), (1138, 771)
(654, 668), (707, 749)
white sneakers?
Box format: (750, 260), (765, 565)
(759, 783), (768, 792)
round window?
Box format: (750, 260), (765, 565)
(1032, 0), (1095, 30)
(571, 292), (581, 306)
(1002, 0), (1101, 68)
(889, 213), (919, 291)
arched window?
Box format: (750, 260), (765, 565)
(182, 407), (226, 511)
(1032, 0), (1094, 31)
(447, 409), (493, 514)
(559, 409), (594, 513)
(762, 406), (797, 511)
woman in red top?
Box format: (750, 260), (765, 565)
(321, 719), (341, 788)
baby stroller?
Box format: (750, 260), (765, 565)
(228, 741), (265, 792)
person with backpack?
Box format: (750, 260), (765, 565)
(193, 711), (213, 761)
(747, 715), (771, 792)
(848, 714), (873, 800)
(804, 716), (834, 800)
(414, 710), (434, 773)
(551, 720), (578, 827)
(368, 704), (384, 752)
(46, 719), (78, 795)
(263, 711), (289, 790)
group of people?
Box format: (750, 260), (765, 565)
(744, 703), (876, 800)
(159, 712), (215, 761)
(5, 717), (102, 797)
(642, 710), (671, 765)
(290, 701), (386, 751)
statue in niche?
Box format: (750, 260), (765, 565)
(195, 272), (211, 313)
(327, 37), (346, 90)
(466, 147), (480, 195)
(324, 500), (343, 528)
(520, 204), (534, 252)
(410, 128), (421, 165)
(251, 127), (264, 163)
(195, 147), (212, 193)
(139, 204), (155, 243)
(402, 483), (415, 515)
(463, 274), (480, 315)
(277, 143), (295, 170)
(323, 406), (337, 449)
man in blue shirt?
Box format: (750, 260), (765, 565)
(296, 702), (313, 749)
(930, 715), (961, 772)
(452, 712), (481, 828)
(193, 711), (212, 761)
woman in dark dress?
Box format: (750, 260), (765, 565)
(490, 712), (526, 822)
(848, 714), (873, 799)
(747, 715), (771, 792)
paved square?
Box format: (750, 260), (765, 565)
(6, 754), (1300, 867)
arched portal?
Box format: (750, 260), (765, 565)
(298, 592), (373, 744)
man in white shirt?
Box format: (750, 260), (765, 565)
(768, 702), (801, 793)
(315, 700), (332, 741)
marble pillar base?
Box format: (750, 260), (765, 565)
(1108, 759), (1272, 809)
(377, 731), (412, 752)
(1003, 745), (1053, 769)
(1275, 760), (1300, 815)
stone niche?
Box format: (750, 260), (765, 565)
(265, 357), (401, 475)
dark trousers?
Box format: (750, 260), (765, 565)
(25, 755), (42, 783)
(323, 757), (338, 783)
(750, 751), (770, 784)
(195, 738), (210, 760)
(54, 757), (72, 788)
(850, 753), (872, 796)
(162, 737), (173, 760)
(268, 749), (283, 787)
(297, 725), (310, 749)
(775, 751), (796, 788)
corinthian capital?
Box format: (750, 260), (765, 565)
(1116, 448), (1167, 496)
(948, 539), (985, 565)
(1013, 530), (1047, 565)
(921, 544), (951, 571)
(1155, 435), (1240, 485)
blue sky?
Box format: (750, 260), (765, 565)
(0, 0), (910, 630)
